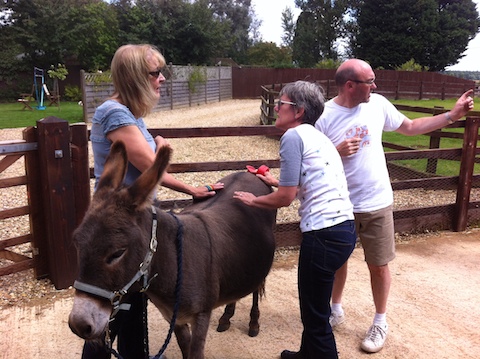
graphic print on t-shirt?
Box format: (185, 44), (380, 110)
(345, 124), (370, 148)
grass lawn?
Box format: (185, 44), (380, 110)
(386, 97), (468, 150)
(0, 101), (84, 129)
(387, 97), (480, 177)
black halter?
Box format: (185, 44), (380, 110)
(73, 206), (184, 359)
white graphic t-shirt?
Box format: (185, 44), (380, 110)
(316, 94), (405, 213)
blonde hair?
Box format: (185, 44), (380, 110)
(110, 44), (166, 118)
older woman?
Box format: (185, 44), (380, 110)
(234, 81), (356, 359)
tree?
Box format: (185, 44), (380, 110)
(112, 0), (155, 45)
(67, 1), (119, 71)
(246, 42), (292, 67)
(208, 0), (254, 64)
(342, 0), (362, 58)
(292, 11), (319, 67)
(141, 0), (233, 65)
(395, 58), (428, 72)
(0, 0), (259, 82)
(0, 16), (29, 98)
(354, 0), (479, 71)
(431, 0), (480, 70)
(281, 7), (296, 48)
(2, 0), (118, 72)
(113, 0), (249, 65)
(47, 63), (68, 101)
(6, 0), (75, 70)
(249, 3), (263, 44)
(293, 0), (350, 61)
(315, 58), (343, 69)
(173, 0), (231, 64)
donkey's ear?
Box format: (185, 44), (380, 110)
(96, 141), (128, 195)
(128, 145), (172, 208)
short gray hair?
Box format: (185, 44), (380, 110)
(279, 81), (325, 126)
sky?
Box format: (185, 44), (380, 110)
(251, 0), (480, 72)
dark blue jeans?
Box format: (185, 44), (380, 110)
(82, 292), (148, 359)
(298, 220), (356, 359)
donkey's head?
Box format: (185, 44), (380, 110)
(72, 141), (172, 291)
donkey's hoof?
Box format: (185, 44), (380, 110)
(216, 322), (231, 332)
(248, 326), (259, 337)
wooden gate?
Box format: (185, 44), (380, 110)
(0, 118), (89, 289)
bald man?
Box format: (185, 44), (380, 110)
(315, 59), (474, 353)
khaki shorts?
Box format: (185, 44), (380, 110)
(354, 205), (395, 266)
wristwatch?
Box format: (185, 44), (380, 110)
(445, 112), (455, 124)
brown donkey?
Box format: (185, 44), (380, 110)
(68, 141), (276, 359)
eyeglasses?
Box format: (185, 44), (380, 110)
(349, 78), (376, 85)
(148, 69), (164, 78)
(277, 99), (297, 108)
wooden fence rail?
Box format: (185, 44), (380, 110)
(2, 109), (480, 288)
(232, 67), (475, 99)
(260, 84), (478, 126)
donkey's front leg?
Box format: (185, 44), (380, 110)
(217, 302), (236, 332)
(189, 311), (212, 359)
(174, 323), (191, 359)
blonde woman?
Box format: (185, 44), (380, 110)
(85, 44), (223, 359)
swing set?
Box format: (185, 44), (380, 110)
(18, 67), (59, 110)
(33, 67), (47, 110)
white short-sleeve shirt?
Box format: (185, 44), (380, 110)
(316, 94), (405, 212)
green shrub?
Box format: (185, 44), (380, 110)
(188, 67), (206, 93)
(315, 58), (342, 69)
(64, 85), (82, 101)
(395, 58), (429, 72)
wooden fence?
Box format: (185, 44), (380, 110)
(79, 67), (475, 125)
(259, 81), (476, 125)
(233, 67), (475, 99)
(80, 65), (233, 122)
(1, 109), (480, 289)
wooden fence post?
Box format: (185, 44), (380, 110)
(80, 69), (88, 123)
(453, 116), (480, 231)
(218, 65), (221, 102)
(70, 123), (90, 228)
(23, 126), (49, 279)
(268, 84), (275, 125)
(36, 117), (78, 289)
(169, 62), (174, 110)
(426, 106), (445, 174)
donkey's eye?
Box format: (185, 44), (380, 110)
(107, 249), (126, 264)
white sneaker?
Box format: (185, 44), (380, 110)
(361, 324), (388, 353)
(329, 311), (346, 328)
